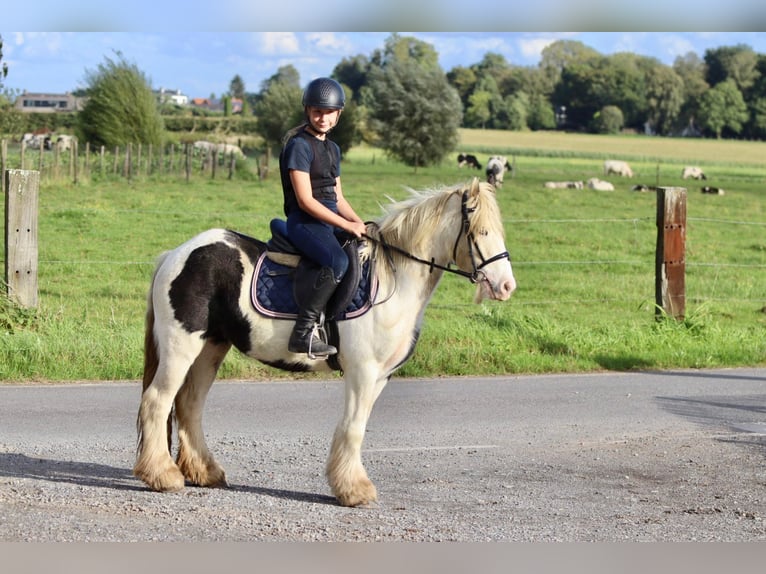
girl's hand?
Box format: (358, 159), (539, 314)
(346, 220), (367, 239)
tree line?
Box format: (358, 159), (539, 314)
(237, 34), (766, 164)
(2, 33), (765, 172)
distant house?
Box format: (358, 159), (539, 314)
(188, 96), (243, 114)
(154, 87), (188, 106)
(189, 97), (224, 112)
(14, 92), (84, 113)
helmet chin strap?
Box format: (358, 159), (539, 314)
(304, 108), (342, 136)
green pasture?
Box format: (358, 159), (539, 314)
(1, 130), (764, 382)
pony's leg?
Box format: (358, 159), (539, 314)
(134, 337), (204, 493)
(175, 341), (231, 488)
(326, 367), (389, 507)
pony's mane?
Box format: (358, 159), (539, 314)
(362, 179), (504, 271)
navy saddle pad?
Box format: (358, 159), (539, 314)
(250, 252), (377, 321)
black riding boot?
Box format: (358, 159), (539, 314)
(288, 266), (339, 357)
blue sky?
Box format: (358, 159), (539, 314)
(4, 32), (766, 101)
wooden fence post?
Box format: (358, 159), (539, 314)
(185, 143), (191, 182)
(0, 139), (6, 195)
(4, 169), (39, 308)
(655, 186), (686, 320)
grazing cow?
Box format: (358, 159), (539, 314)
(486, 155), (511, 186)
(701, 186), (725, 195)
(587, 177), (615, 191)
(604, 159), (633, 178)
(193, 140), (216, 154)
(682, 166), (706, 180)
(216, 142), (245, 159)
(56, 134), (76, 152)
(544, 180), (584, 189)
(21, 132), (51, 150)
(457, 153), (482, 170)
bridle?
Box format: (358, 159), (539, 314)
(364, 189), (510, 285)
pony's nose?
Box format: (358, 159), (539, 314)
(500, 276), (516, 299)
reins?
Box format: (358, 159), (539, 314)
(363, 189), (510, 285)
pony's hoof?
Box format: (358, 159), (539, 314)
(178, 458), (228, 489)
(333, 480), (378, 508)
(134, 464), (186, 493)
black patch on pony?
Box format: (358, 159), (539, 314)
(224, 229), (267, 264)
(169, 241), (253, 354)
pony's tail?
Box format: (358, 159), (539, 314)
(137, 253), (173, 455)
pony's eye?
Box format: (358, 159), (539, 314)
(478, 228), (489, 237)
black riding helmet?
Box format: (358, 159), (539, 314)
(302, 77), (345, 110)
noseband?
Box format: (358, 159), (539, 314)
(366, 190), (510, 284)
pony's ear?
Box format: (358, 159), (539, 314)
(470, 175), (495, 196)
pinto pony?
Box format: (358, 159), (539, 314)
(134, 177), (516, 507)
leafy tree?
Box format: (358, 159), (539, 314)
(253, 68), (303, 155)
(749, 96), (766, 139)
(698, 79), (749, 138)
(328, 83), (362, 156)
(645, 64), (685, 135)
(705, 45), (760, 91)
(673, 51), (709, 132)
(465, 89), (492, 128)
(553, 60), (603, 130)
(0, 34), (8, 87)
(526, 93), (557, 130)
(78, 52), (164, 148)
(503, 91), (530, 131)
(554, 53), (648, 132)
(371, 33), (441, 71)
(540, 39), (600, 86)
(598, 53), (650, 130)
(446, 65), (478, 109)
(0, 35), (20, 134)
(473, 52), (511, 80)
(229, 74), (245, 99)
(367, 58), (462, 168)
(591, 105), (624, 134)
(332, 55), (370, 104)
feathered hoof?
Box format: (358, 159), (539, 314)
(134, 462), (186, 493)
(178, 457), (228, 489)
(333, 479), (378, 508)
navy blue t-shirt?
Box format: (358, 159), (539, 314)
(280, 128), (341, 217)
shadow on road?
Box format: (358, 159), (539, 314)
(0, 452), (337, 504)
(228, 483), (338, 505)
(0, 452), (143, 491)
(644, 370), (766, 383)
(655, 394), (766, 451)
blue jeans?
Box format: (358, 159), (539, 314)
(286, 206), (349, 282)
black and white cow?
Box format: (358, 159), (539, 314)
(21, 132), (52, 150)
(486, 156), (511, 187)
(457, 153), (482, 170)
(682, 166), (707, 180)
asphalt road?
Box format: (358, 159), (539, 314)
(1, 368), (766, 541)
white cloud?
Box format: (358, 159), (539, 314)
(259, 32), (300, 55)
(305, 32), (353, 53)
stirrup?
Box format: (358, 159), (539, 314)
(306, 322), (337, 359)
